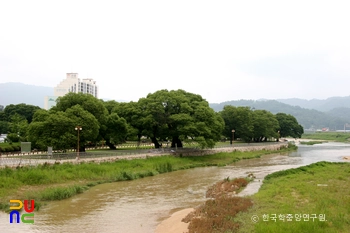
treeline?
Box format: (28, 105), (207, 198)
(220, 106), (303, 143)
(0, 90), (303, 151)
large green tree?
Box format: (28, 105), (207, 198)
(220, 106), (254, 143)
(0, 121), (9, 134)
(28, 111), (76, 150)
(138, 89), (224, 148)
(103, 113), (128, 147)
(55, 93), (108, 126)
(0, 112), (6, 121)
(3, 103), (40, 123)
(53, 93), (128, 149)
(5, 113), (29, 142)
(252, 110), (280, 142)
(276, 113), (304, 138)
(28, 106), (100, 151)
(111, 101), (146, 143)
(65, 105), (100, 149)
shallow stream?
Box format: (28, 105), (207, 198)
(1, 142), (349, 233)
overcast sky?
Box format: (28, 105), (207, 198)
(1, 0), (350, 103)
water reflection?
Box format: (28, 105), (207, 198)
(1, 142), (349, 233)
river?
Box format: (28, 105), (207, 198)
(1, 142), (349, 233)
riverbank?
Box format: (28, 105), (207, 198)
(173, 161), (350, 233)
(0, 143), (293, 212)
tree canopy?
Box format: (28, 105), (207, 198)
(28, 93), (128, 150)
(220, 106), (302, 142)
(252, 110), (279, 142)
(276, 113), (304, 138)
(220, 106), (254, 143)
(137, 89), (224, 148)
(3, 103), (40, 123)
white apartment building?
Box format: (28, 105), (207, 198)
(54, 73), (98, 98)
(44, 73), (99, 109)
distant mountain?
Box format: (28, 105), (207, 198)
(277, 96), (350, 112)
(209, 100), (348, 130)
(326, 107), (350, 123)
(0, 82), (53, 108)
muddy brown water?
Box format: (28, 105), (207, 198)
(1, 142), (350, 233)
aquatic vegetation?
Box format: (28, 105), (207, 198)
(299, 141), (325, 145)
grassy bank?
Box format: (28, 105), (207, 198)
(302, 132), (350, 142)
(0, 145), (296, 212)
(233, 161), (350, 233)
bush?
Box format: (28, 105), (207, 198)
(184, 196), (253, 233)
(7, 133), (20, 143)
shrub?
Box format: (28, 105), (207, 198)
(184, 196), (253, 233)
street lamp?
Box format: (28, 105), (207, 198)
(75, 126), (82, 160)
(231, 129), (235, 145)
(277, 130), (280, 142)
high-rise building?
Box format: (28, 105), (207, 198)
(44, 73), (98, 110)
(54, 73), (98, 98)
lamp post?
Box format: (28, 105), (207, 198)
(75, 126), (82, 160)
(231, 129), (235, 145)
(277, 130), (280, 142)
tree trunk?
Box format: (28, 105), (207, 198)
(106, 141), (116, 150)
(151, 137), (161, 148)
(79, 145), (86, 152)
(137, 134), (141, 147)
(171, 136), (183, 148)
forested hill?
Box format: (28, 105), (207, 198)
(277, 96), (350, 112)
(209, 100), (348, 130)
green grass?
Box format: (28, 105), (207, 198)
(302, 132), (350, 142)
(39, 185), (90, 201)
(0, 145), (296, 212)
(235, 161), (350, 233)
(299, 141), (326, 145)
